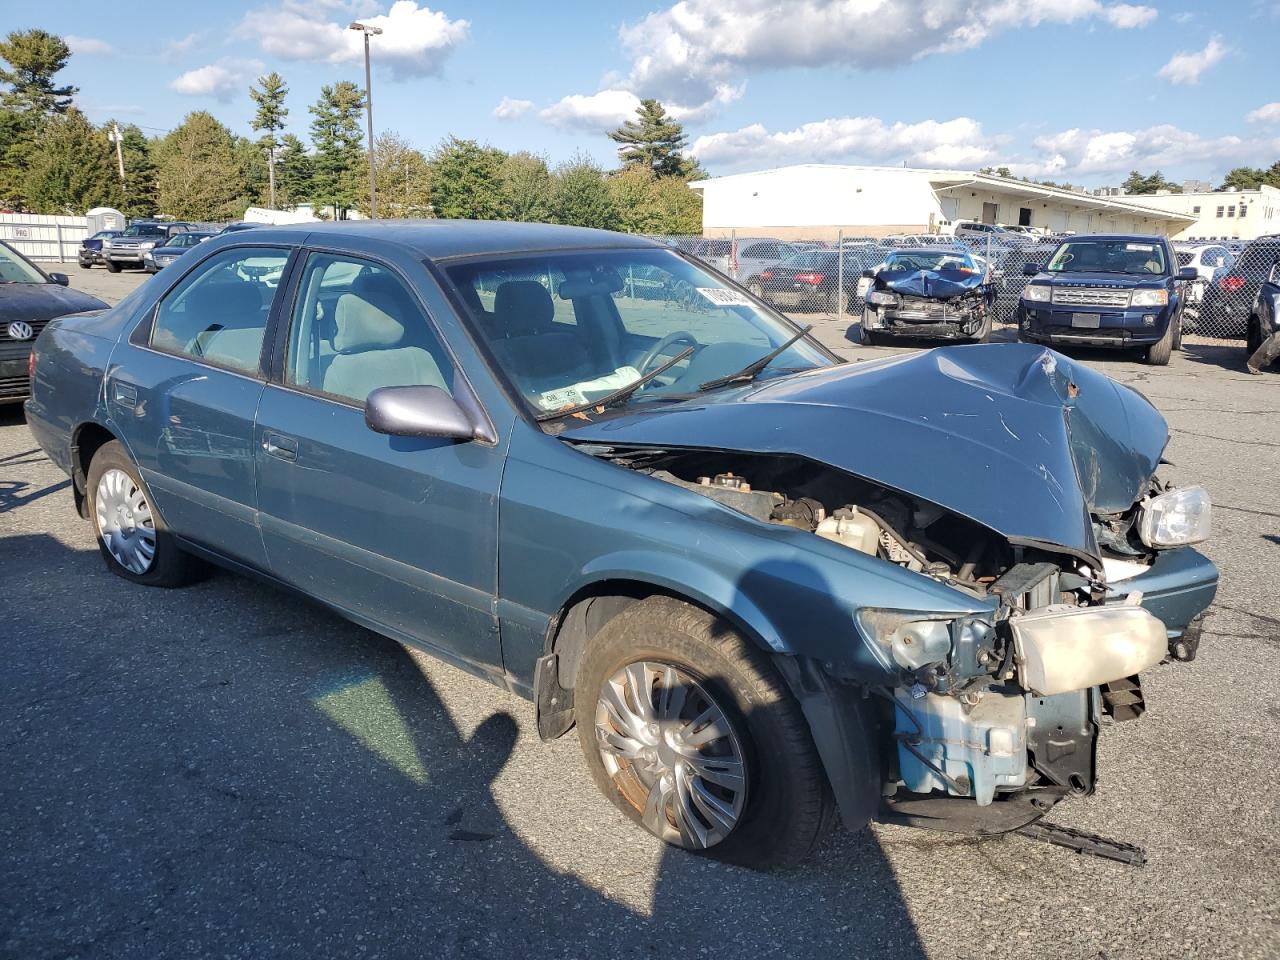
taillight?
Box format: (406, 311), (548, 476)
(759, 270), (773, 280)
(1221, 275), (1245, 292)
(795, 272), (825, 285)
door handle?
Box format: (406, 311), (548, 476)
(262, 432), (298, 462)
(112, 381), (138, 408)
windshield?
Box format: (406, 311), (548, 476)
(445, 248), (832, 417)
(883, 250), (977, 273)
(122, 224), (167, 237)
(168, 233), (211, 248)
(1047, 239), (1168, 275)
(0, 245), (47, 283)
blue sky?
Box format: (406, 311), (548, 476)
(5, 0), (1279, 185)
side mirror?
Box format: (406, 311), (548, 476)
(48, 272), (69, 286)
(365, 385), (477, 440)
(1022, 263), (1042, 277)
(1176, 266), (1199, 282)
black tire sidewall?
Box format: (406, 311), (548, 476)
(85, 441), (194, 587)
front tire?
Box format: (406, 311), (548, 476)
(86, 441), (200, 587)
(1145, 320), (1174, 365)
(575, 597), (836, 869)
(105, 260), (121, 273)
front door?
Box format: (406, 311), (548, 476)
(109, 245), (293, 568)
(253, 251), (505, 674)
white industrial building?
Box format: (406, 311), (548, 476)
(689, 165), (1195, 240)
(1121, 184), (1280, 242)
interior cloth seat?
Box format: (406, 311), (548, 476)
(322, 291), (446, 403)
(487, 280), (594, 386)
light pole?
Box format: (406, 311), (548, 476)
(349, 21), (382, 219)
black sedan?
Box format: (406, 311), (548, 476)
(744, 251), (853, 313)
(77, 230), (122, 269)
(0, 241), (108, 404)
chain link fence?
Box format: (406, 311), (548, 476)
(649, 229), (1275, 346)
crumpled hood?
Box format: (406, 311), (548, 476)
(565, 344), (1168, 559)
(878, 267), (985, 299)
(0, 283), (108, 323)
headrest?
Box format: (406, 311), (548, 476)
(333, 292), (406, 353)
(493, 281), (554, 336)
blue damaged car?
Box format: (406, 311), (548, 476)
(25, 221), (1217, 868)
(1017, 234), (1199, 366)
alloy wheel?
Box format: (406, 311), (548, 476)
(594, 660), (747, 850)
(94, 468), (157, 575)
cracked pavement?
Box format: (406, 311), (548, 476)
(1, 271), (1277, 959)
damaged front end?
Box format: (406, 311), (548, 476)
(863, 264), (995, 340)
(563, 344), (1218, 842)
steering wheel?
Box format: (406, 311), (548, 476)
(637, 331), (698, 374)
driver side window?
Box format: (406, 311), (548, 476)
(150, 246), (287, 375)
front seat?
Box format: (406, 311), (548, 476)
(488, 280), (594, 387)
(322, 291), (447, 403)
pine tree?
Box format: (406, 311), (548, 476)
(500, 151), (552, 222)
(23, 108), (122, 214)
(550, 154), (618, 230)
(427, 137), (506, 220)
(249, 71), (289, 209)
(309, 81), (365, 218)
(275, 133), (315, 209)
(0, 29), (76, 116)
(607, 99), (689, 177)
(154, 111), (248, 221)
(0, 29), (78, 209)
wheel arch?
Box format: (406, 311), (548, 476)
(70, 420), (120, 519)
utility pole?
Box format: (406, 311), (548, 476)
(349, 21), (383, 219)
(109, 123), (126, 183)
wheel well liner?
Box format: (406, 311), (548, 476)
(71, 422), (118, 518)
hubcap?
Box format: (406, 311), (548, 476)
(594, 661), (747, 850)
(94, 468), (156, 575)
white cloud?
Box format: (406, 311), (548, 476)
(690, 115), (1000, 170)
(1246, 102), (1280, 123)
(237, 0), (468, 80)
(1157, 36), (1228, 85)
(162, 33), (201, 59)
(493, 96), (533, 120)
(1100, 3), (1158, 27)
(170, 59), (265, 103)
(603, 0), (1158, 118)
(66, 36), (115, 56)
(540, 89), (641, 132)
(1011, 123), (1280, 178)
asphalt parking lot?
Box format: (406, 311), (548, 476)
(3, 268), (1278, 960)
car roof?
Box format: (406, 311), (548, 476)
(1060, 233), (1168, 243)
(889, 247), (969, 256)
(223, 219), (662, 261)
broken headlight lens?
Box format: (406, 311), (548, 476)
(1137, 485), (1211, 547)
(868, 291), (899, 306)
(1130, 288), (1169, 307)
(1022, 284), (1052, 303)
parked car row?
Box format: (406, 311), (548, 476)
(79, 219), (261, 273)
(23, 220), (1219, 867)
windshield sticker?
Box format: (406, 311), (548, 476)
(537, 386), (587, 410)
(1125, 243), (1155, 252)
(697, 287), (753, 307)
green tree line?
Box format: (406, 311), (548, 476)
(0, 28), (703, 232)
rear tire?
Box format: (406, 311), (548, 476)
(1145, 321), (1174, 366)
(575, 597), (836, 870)
(86, 441), (201, 587)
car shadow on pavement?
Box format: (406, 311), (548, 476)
(1, 532), (929, 960)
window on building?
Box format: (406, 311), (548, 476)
(1216, 206), (1224, 218)
(1228, 206), (1236, 218)
(1239, 204), (1248, 219)
(1192, 205), (1201, 215)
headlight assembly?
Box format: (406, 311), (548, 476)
(1021, 284), (1052, 303)
(1130, 288), (1169, 307)
(868, 291), (898, 306)
(1137, 485), (1211, 547)
(139, 241), (157, 250)
(856, 609), (956, 670)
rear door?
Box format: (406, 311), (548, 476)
(108, 244), (295, 568)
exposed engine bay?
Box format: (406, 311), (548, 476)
(580, 442), (1179, 817)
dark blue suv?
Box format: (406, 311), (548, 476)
(1017, 234), (1198, 365)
